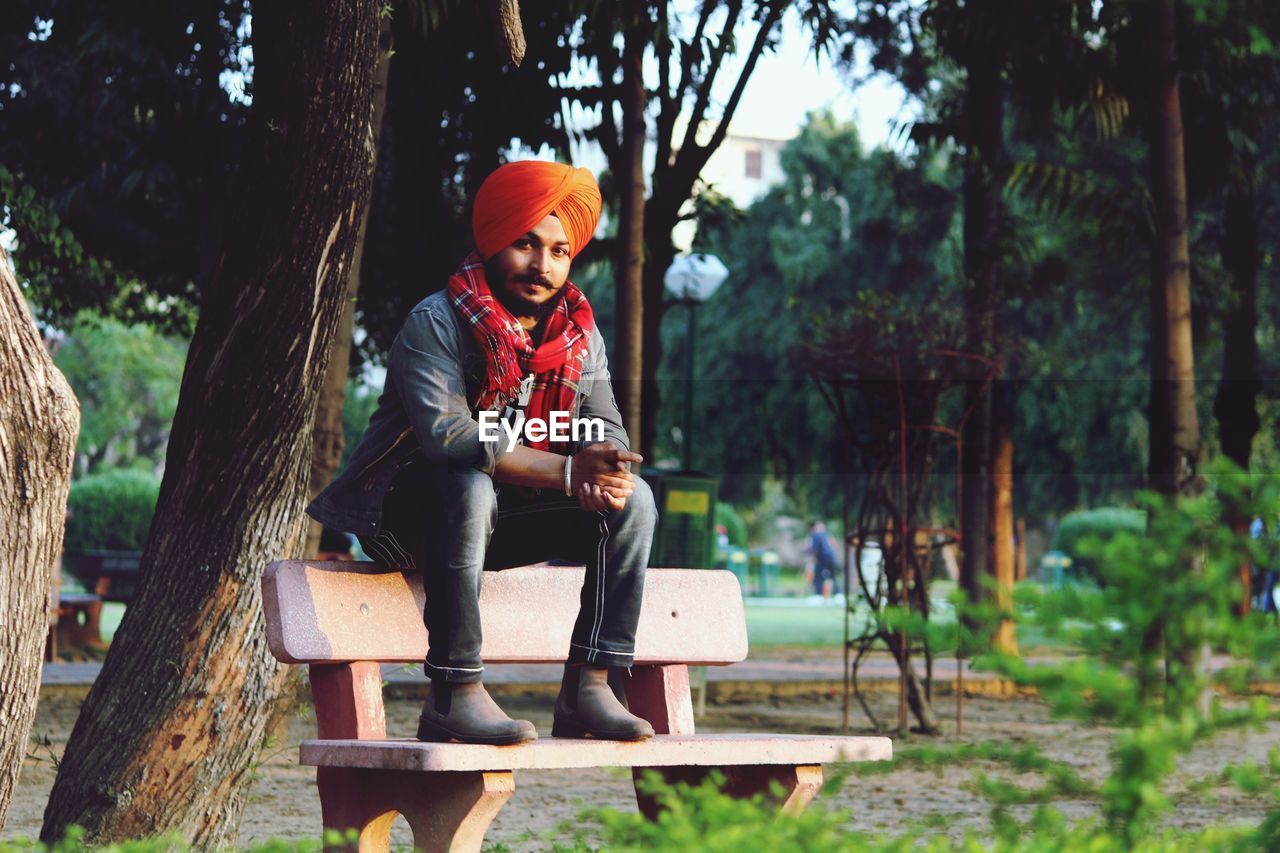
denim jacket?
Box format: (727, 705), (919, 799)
(305, 289), (630, 537)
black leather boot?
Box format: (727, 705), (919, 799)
(552, 664), (655, 740)
(416, 681), (537, 745)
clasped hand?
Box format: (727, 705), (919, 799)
(570, 442), (643, 513)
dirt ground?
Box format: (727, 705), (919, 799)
(6, 687), (1278, 851)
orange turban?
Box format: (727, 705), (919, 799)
(472, 161), (602, 260)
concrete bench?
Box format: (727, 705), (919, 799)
(262, 561), (891, 852)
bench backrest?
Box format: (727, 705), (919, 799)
(262, 561), (749, 666)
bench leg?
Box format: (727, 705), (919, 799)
(318, 767), (515, 853)
(633, 764), (823, 821)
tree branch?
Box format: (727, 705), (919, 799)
(595, 24), (623, 169)
(702, 2), (782, 162)
(487, 0), (526, 67)
(655, 1), (675, 171)
(677, 0), (743, 164)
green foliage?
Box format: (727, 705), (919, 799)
(1049, 506), (1148, 580)
(715, 502), (749, 548)
(660, 111), (961, 514)
(63, 469), (161, 553)
(578, 771), (870, 852)
(570, 460), (1280, 850)
(0, 825), (362, 852)
(54, 311), (186, 476)
(339, 378), (383, 473)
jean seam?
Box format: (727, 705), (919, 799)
(423, 661), (484, 674)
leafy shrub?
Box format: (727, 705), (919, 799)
(63, 469), (160, 552)
(568, 461), (1280, 851)
(1050, 506), (1146, 580)
(715, 501), (749, 548)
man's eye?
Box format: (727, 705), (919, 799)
(554, 247), (569, 257)
(515, 239), (532, 249)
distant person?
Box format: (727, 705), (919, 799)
(1251, 517), (1278, 615)
(307, 161), (656, 746)
(805, 520), (839, 598)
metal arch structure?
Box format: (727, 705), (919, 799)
(809, 346), (998, 735)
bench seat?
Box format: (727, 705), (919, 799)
(263, 560), (891, 852)
(301, 732), (891, 773)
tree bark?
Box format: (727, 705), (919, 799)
(615, 4), (648, 446)
(959, 46), (1003, 628)
(487, 0), (526, 67)
(40, 3), (380, 846)
(0, 246), (79, 829)
(990, 380), (1018, 655)
(633, 4), (782, 458)
(1146, 0), (1200, 497)
(305, 11), (395, 559)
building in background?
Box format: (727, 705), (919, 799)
(672, 118), (791, 251)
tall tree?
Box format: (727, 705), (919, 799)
(40, 2), (382, 844)
(0, 1), (252, 332)
(584, 0), (837, 456)
(1144, 0), (1200, 497)
(0, 246), (79, 829)
(305, 8), (396, 558)
(305, 0), (531, 557)
(614, 0), (650, 442)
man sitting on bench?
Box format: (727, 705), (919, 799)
(307, 161), (657, 746)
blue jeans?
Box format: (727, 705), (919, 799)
(359, 461), (657, 683)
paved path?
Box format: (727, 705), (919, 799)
(39, 655), (1024, 688)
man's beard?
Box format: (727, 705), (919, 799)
(487, 262), (561, 318)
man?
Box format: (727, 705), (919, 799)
(307, 161), (657, 745)
(805, 521), (839, 598)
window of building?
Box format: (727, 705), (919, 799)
(745, 148), (762, 179)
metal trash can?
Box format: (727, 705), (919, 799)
(643, 470), (718, 568)
(748, 548), (780, 597)
(716, 546), (749, 591)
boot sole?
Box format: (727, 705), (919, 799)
(416, 715), (537, 746)
(551, 716), (654, 741)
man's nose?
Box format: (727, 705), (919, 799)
(530, 247), (552, 273)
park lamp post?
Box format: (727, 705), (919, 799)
(664, 253), (728, 472)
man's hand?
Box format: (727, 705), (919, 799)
(571, 443), (642, 512)
(578, 482), (627, 512)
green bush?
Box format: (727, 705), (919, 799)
(715, 501), (749, 548)
(64, 469), (161, 553)
(568, 460), (1280, 852)
(1050, 506), (1146, 579)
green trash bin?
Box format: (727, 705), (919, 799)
(748, 548), (780, 597)
(643, 470), (718, 568)
(716, 546), (749, 591)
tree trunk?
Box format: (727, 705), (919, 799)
(0, 246), (79, 829)
(1143, 0), (1203, 708)
(486, 0), (527, 67)
(959, 47), (1003, 628)
(305, 11), (395, 558)
(614, 4), (647, 446)
(1214, 174), (1259, 614)
(1146, 0), (1200, 497)
(1213, 178), (1259, 472)
(639, 226), (677, 459)
(40, 3), (380, 846)
(990, 380), (1018, 655)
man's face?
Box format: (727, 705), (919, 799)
(486, 213), (573, 316)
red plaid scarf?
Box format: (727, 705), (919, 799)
(447, 252), (594, 453)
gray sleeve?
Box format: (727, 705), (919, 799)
(389, 307), (509, 474)
(575, 327), (631, 452)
